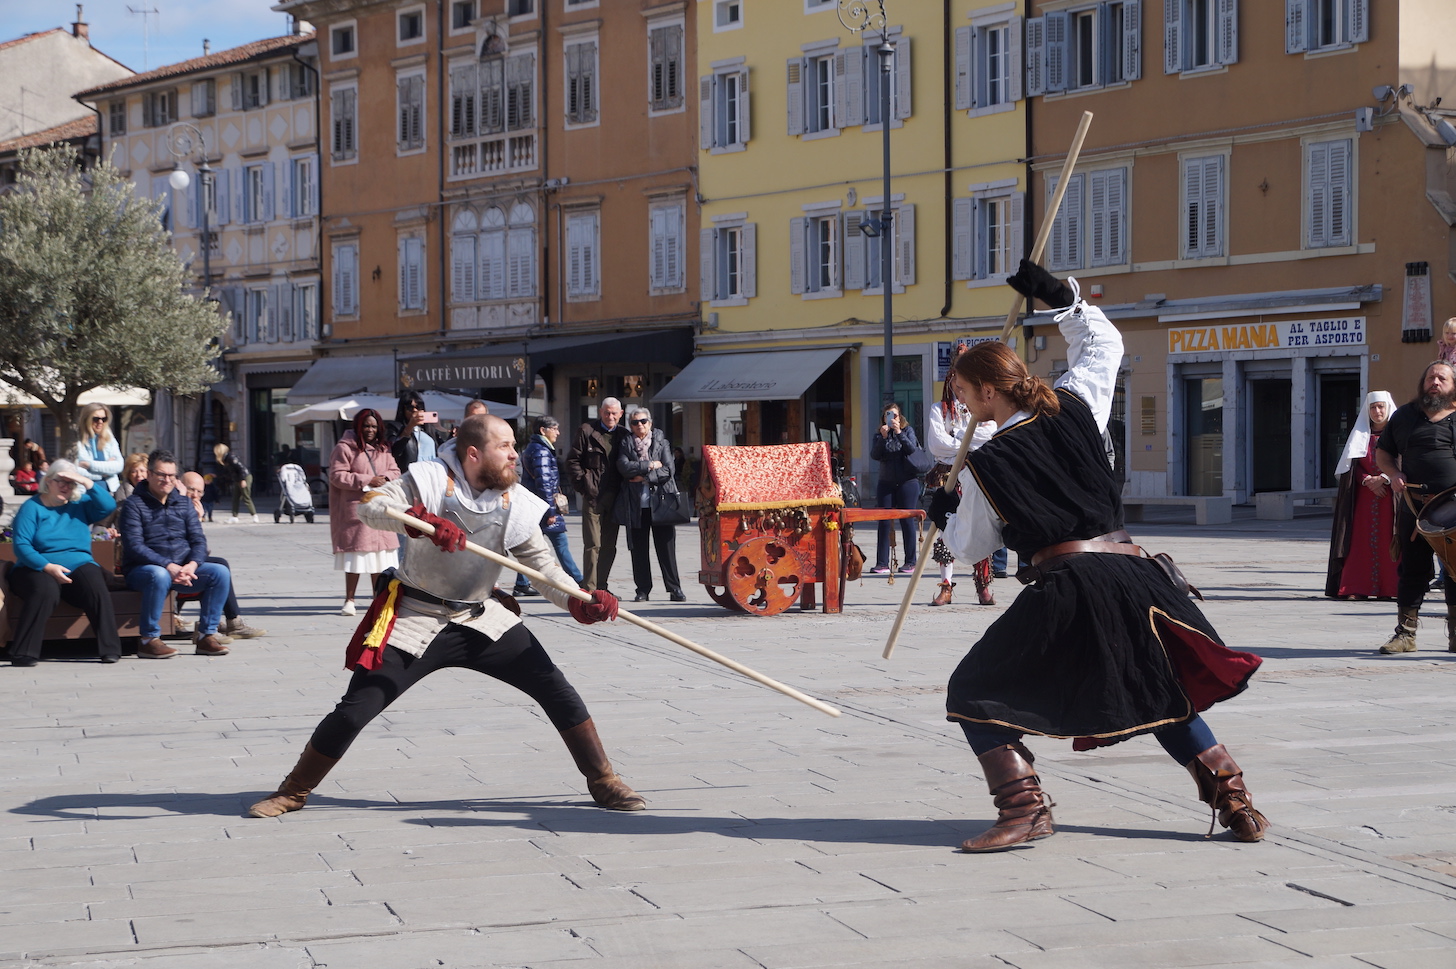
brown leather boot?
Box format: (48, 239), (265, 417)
(560, 718), (646, 811)
(1186, 744), (1269, 842)
(959, 742), (1054, 852)
(930, 581), (954, 606)
(247, 744), (340, 818)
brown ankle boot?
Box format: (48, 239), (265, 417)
(1186, 744), (1269, 842)
(930, 581), (954, 606)
(959, 742), (1055, 852)
(247, 744), (340, 818)
(559, 718), (646, 811)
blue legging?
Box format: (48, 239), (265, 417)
(959, 715), (1217, 766)
(875, 476), (922, 568)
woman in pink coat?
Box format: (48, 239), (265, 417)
(329, 409), (401, 616)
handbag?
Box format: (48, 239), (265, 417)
(553, 492), (570, 516)
(649, 484), (693, 525)
(905, 445), (934, 476)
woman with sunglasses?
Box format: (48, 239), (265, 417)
(70, 403), (123, 495)
(614, 409), (686, 602)
(5, 459), (121, 666)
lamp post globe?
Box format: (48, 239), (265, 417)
(168, 168), (191, 191)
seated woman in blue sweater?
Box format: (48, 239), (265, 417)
(6, 460), (120, 667)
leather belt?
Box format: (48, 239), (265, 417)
(398, 582), (487, 620)
(1018, 529), (1142, 584)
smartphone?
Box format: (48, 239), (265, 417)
(420, 411), (439, 423)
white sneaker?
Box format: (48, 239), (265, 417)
(226, 516), (239, 524)
(338, 600), (356, 617)
(252, 515), (262, 524)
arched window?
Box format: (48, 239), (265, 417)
(506, 202), (536, 299)
(450, 208), (480, 302)
(451, 203), (536, 304)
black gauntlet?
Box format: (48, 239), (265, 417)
(928, 487), (961, 531)
(1007, 258), (1075, 309)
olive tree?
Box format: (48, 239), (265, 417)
(0, 145), (226, 451)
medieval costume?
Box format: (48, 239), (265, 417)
(1325, 391), (1399, 599)
(925, 386), (996, 606)
(248, 435), (643, 819)
(935, 263), (1268, 852)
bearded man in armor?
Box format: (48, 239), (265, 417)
(248, 415), (643, 818)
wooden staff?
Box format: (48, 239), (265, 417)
(383, 506), (841, 717)
(882, 110), (1094, 661)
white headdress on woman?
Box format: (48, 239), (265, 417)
(1335, 390), (1397, 476)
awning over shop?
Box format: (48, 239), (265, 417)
(286, 356), (396, 405)
(414, 328), (695, 377)
(285, 392), (522, 426)
(0, 383), (151, 408)
(652, 347), (848, 403)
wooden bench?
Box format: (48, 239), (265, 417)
(1122, 495), (1234, 525)
(1255, 488), (1337, 520)
(0, 542), (176, 649)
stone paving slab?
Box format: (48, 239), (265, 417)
(4, 511), (1456, 966)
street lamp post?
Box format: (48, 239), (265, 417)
(838, 1), (896, 410)
(166, 122), (219, 475)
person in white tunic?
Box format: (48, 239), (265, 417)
(248, 416), (644, 818)
(925, 351), (997, 606)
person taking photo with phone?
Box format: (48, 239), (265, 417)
(870, 402), (925, 575)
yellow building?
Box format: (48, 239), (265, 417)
(668, 0), (1030, 482)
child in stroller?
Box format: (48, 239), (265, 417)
(275, 463), (316, 523)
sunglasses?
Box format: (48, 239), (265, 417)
(91, 416), (108, 423)
(630, 418), (651, 425)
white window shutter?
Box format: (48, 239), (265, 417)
(279, 281), (294, 340)
(649, 209), (664, 289)
(1122, 2), (1141, 80)
(1089, 170), (1109, 266)
(1183, 160), (1202, 256)
(893, 37), (912, 119)
(230, 74), (243, 111)
(1025, 17), (1046, 97)
(789, 217), (807, 295)
(306, 154), (319, 214)
(1351, 0), (1369, 44)
(737, 69), (752, 145)
(1329, 140), (1350, 246)
(699, 76), (715, 149)
(1217, 0), (1238, 65)
(214, 169), (229, 225)
(1307, 142), (1328, 247)
(834, 50), (852, 125)
(667, 206), (683, 288)
(1164, 0), (1182, 74)
(954, 26), (973, 111)
(741, 222), (757, 298)
(480, 231), (505, 300)
(1208, 157), (1224, 255)
(843, 49), (865, 124)
(266, 283), (279, 342)
(234, 167), (247, 225)
(452, 235), (476, 302)
(1286, 0), (1307, 53)
(952, 197), (974, 279)
(786, 58), (805, 135)
(896, 203), (915, 286)
(1045, 12), (1068, 92)
(1008, 191), (1025, 270)
(261, 162), (275, 222)
(1063, 177), (1082, 269)
(843, 218), (866, 291)
(398, 76), (411, 146)
(972, 197), (988, 279)
(701, 228), (717, 300)
(1106, 170), (1125, 264)
(586, 214), (599, 295)
(1007, 16), (1024, 100)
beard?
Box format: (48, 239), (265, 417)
(473, 461), (518, 492)
(1421, 389), (1456, 411)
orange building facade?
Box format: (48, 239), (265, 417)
(1024, 0), (1456, 502)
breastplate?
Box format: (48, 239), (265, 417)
(396, 489), (509, 603)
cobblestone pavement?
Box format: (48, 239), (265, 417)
(2, 505), (1454, 968)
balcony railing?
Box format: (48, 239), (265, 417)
(450, 131), (537, 179)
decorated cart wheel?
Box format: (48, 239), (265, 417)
(726, 536), (805, 616)
(704, 584), (745, 613)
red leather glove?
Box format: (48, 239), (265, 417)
(568, 589), (619, 625)
(403, 502), (467, 552)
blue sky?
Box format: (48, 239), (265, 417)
(2, 0), (300, 73)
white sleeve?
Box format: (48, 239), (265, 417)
(354, 476), (420, 534)
(925, 403), (959, 464)
(1051, 301), (1124, 433)
(942, 465), (1005, 565)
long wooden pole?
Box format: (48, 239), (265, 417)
(383, 507), (841, 717)
(881, 110), (1094, 661)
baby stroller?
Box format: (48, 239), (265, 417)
(275, 463), (316, 523)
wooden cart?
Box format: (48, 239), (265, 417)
(696, 442), (926, 616)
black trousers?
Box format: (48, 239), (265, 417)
(1396, 500), (1456, 611)
(627, 507), (683, 597)
(6, 563), (120, 661)
(309, 622), (591, 760)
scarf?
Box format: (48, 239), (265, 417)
(1335, 390), (1397, 476)
(632, 431), (652, 462)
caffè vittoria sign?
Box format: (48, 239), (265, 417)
(1167, 317), (1366, 355)
(401, 354), (529, 390)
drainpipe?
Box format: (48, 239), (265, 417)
(437, 0), (448, 338)
(539, 0), (551, 329)
(939, 0), (953, 319)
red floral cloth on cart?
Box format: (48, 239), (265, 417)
(703, 442), (844, 511)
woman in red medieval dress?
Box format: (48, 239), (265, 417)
(1326, 391), (1399, 599)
